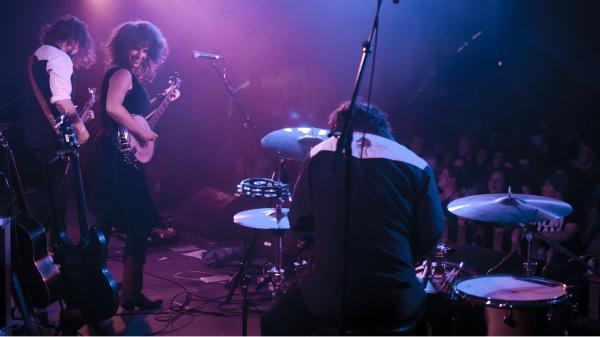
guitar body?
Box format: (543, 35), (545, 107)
(1, 131), (61, 308)
(128, 115), (155, 164)
(52, 118), (119, 323)
(13, 217), (61, 308)
(55, 226), (119, 322)
(117, 72), (180, 166)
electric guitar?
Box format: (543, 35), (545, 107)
(78, 87), (96, 124)
(54, 87), (96, 132)
(53, 117), (119, 322)
(117, 72), (181, 166)
(3, 131), (61, 308)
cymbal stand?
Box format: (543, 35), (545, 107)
(225, 230), (258, 336)
(533, 229), (600, 277)
(267, 205), (287, 299)
(263, 160), (290, 299)
(522, 223), (539, 276)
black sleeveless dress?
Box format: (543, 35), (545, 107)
(88, 67), (161, 235)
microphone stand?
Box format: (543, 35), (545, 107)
(208, 61), (258, 139)
(332, 0), (383, 333)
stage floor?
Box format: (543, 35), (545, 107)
(28, 232), (272, 336)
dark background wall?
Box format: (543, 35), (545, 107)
(1, 0), (599, 214)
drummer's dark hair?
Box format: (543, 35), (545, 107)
(328, 101), (393, 140)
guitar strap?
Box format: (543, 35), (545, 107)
(27, 54), (59, 135)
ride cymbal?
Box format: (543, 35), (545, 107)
(447, 193), (572, 224)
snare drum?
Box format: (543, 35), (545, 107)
(453, 275), (569, 335)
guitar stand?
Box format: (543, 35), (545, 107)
(1, 145), (34, 335)
(55, 305), (111, 336)
(10, 273), (35, 335)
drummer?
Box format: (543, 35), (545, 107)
(260, 101), (444, 335)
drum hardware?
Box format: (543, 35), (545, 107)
(233, 175), (291, 300)
(452, 274), (570, 335)
(447, 189), (573, 224)
(448, 190), (600, 278)
(521, 223), (539, 276)
(487, 249), (518, 274)
(503, 308), (515, 327)
(418, 241), (462, 293)
(261, 127), (329, 162)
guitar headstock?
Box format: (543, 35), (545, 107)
(168, 72), (181, 89)
(80, 87), (97, 123)
(87, 87), (97, 105)
(163, 72), (182, 102)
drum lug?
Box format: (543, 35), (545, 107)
(546, 310), (554, 322)
(503, 307), (516, 327)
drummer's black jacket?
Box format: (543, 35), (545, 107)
(289, 131), (443, 324)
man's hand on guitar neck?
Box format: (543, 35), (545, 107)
(55, 99), (90, 144)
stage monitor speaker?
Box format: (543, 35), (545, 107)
(173, 186), (275, 244)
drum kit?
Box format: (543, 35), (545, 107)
(231, 127), (328, 299)
(229, 125), (596, 335)
(422, 190), (590, 335)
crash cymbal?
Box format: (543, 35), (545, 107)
(261, 127), (329, 161)
(233, 208), (290, 230)
(447, 193), (572, 224)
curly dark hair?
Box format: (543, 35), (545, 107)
(39, 15), (96, 69)
(104, 20), (169, 83)
(328, 101), (393, 140)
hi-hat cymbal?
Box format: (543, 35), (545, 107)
(261, 127), (329, 161)
(233, 208), (290, 230)
(447, 193), (572, 224)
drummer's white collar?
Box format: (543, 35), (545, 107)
(310, 132), (428, 170)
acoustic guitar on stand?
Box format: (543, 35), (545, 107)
(117, 72), (181, 166)
(3, 131), (61, 309)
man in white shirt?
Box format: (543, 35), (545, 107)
(20, 15), (95, 241)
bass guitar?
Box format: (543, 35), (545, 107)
(117, 72), (181, 166)
(54, 87), (96, 132)
(3, 131), (61, 309)
(53, 116), (119, 322)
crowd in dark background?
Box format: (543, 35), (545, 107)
(393, 109), (600, 276)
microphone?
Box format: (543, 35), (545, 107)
(192, 50), (223, 60)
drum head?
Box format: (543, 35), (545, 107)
(453, 275), (567, 307)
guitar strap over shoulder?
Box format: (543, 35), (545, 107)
(28, 54), (59, 135)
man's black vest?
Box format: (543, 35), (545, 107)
(21, 54), (75, 150)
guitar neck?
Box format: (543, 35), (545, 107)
(80, 109), (92, 124)
(146, 96), (171, 128)
(77, 88), (96, 125)
(67, 150), (90, 243)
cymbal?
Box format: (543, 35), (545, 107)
(261, 127), (329, 161)
(233, 208), (290, 230)
(447, 193), (573, 224)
